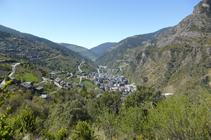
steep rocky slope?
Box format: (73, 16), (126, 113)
(121, 0), (211, 93)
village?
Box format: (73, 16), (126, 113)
(49, 63), (136, 99)
(0, 58), (137, 101)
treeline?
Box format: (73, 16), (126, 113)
(1, 82), (211, 139)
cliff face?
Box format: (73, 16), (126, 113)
(121, 0), (211, 93)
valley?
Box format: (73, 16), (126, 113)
(1, 0), (211, 139)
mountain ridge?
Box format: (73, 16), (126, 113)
(0, 24), (83, 58)
(90, 42), (117, 56)
(96, 27), (170, 67)
(60, 43), (98, 60)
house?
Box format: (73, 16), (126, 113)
(98, 77), (103, 83)
(119, 87), (128, 92)
(55, 78), (62, 84)
(66, 82), (73, 87)
(123, 79), (128, 85)
(110, 87), (119, 91)
(50, 72), (56, 79)
(105, 86), (110, 91)
(20, 82), (34, 92)
(96, 94), (103, 98)
(62, 86), (70, 91)
(40, 94), (48, 99)
(99, 85), (105, 91)
(107, 69), (111, 73)
(119, 83), (125, 87)
(60, 80), (66, 86)
(103, 80), (109, 84)
(95, 81), (101, 87)
(109, 80), (115, 86)
(40, 94), (52, 102)
(35, 87), (44, 94)
(77, 84), (85, 89)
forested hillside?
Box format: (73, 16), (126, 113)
(0, 25), (79, 56)
(0, 31), (97, 73)
(96, 27), (169, 67)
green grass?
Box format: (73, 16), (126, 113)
(16, 73), (38, 83)
(82, 79), (97, 89)
(68, 77), (80, 83)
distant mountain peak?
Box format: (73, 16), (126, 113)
(193, 0), (211, 15)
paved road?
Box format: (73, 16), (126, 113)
(35, 77), (48, 85)
(54, 81), (62, 88)
(161, 93), (174, 96)
(78, 62), (84, 73)
(78, 62), (85, 84)
(97, 68), (100, 74)
(66, 73), (73, 79)
(46, 54), (61, 61)
(0, 62), (20, 88)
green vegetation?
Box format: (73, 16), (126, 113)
(0, 63), (12, 71)
(2, 79), (211, 140)
(16, 73), (38, 83)
(0, 30), (97, 74)
(81, 79), (97, 89)
(80, 60), (97, 73)
(73, 121), (96, 140)
(12, 60), (46, 83)
(96, 27), (170, 68)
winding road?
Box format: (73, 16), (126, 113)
(78, 62), (84, 73)
(35, 77), (48, 85)
(0, 62), (20, 88)
(66, 73), (73, 79)
(46, 54), (61, 61)
(78, 62), (85, 83)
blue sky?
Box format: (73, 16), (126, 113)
(0, 0), (201, 49)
